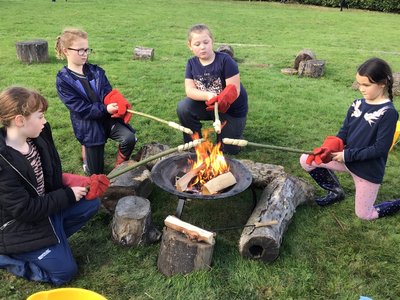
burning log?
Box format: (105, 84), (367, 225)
(238, 174), (314, 262)
(111, 196), (161, 246)
(157, 226), (214, 277)
(201, 171), (237, 195)
(176, 163), (205, 192)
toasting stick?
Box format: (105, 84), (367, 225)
(222, 138), (312, 154)
(213, 102), (222, 134)
(127, 109), (193, 135)
(107, 139), (204, 180)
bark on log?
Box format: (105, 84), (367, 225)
(133, 46), (154, 60)
(133, 142), (171, 170)
(238, 159), (285, 189)
(16, 39), (49, 63)
(111, 196), (161, 246)
(102, 162), (153, 213)
(239, 174), (314, 263)
(217, 44), (234, 59)
(293, 49), (316, 70)
(298, 59), (325, 78)
(157, 227), (214, 277)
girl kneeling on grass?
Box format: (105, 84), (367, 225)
(300, 57), (399, 220)
(0, 87), (109, 285)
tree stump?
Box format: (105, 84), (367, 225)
(133, 142), (171, 170)
(111, 196), (161, 246)
(157, 227), (214, 277)
(133, 46), (154, 60)
(298, 59), (325, 78)
(103, 162), (153, 213)
(217, 44), (234, 59)
(293, 49), (316, 70)
(15, 39), (49, 63)
(238, 174), (314, 263)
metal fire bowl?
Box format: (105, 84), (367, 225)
(151, 152), (253, 200)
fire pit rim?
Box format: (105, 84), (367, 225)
(151, 152), (253, 200)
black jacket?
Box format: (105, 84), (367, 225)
(0, 123), (76, 254)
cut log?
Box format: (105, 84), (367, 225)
(133, 46), (154, 60)
(16, 39), (49, 63)
(157, 227), (214, 277)
(281, 68), (298, 75)
(103, 162), (153, 213)
(164, 215), (215, 245)
(298, 59), (325, 78)
(176, 163), (205, 192)
(293, 49), (316, 70)
(217, 44), (234, 59)
(201, 172), (237, 195)
(239, 174), (314, 263)
(238, 159), (285, 189)
(133, 142), (171, 170)
(111, 196), (161, 246)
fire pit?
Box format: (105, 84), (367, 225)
(151, 152), (253, 217)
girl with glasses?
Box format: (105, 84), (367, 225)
(55, 27), (137, 175)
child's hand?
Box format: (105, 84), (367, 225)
(71, 186), (88, 201)
(107, 103), (118, 114)
(331, 151), (344, 163)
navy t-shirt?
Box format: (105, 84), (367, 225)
(185, 51), (248, 118)
(337, 98), (398, 183)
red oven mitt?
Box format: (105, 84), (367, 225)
(86, 174), (110, 200)
(62, 173), (90, 187)
(206, 84), (238, 113)
(306, 136), (344, 165)
(104, 89), (132, 124)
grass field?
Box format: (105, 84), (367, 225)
(1, 0), (400, 299)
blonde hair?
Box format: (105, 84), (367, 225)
(0, 87), (48, 127)
(187, 24), (214, 43)
(55, 28), (88, 59)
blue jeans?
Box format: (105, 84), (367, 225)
(0, 198), (100, 285)
(177, 97), (247, 154)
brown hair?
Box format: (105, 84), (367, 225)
(55, 28), (88, 59)
(0, 87), (48, 127)
(187, 24), (214, 43)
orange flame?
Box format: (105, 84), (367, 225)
(189, 130), (229, 187)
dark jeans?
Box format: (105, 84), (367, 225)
(86, 119), (136, 174)
(177, 97), (247, 155)
(0, 198), (100, 285)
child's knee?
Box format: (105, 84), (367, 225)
(355, 208), (377, 221)
(299, 154), (314, 172)
(49, 262), (78, 286)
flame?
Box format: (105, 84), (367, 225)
(189, 131), (229, 187)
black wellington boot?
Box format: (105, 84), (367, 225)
(308, 168), (345, 206)
(374, 200), (400, 218)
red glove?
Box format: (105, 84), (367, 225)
(62, 173), (90, 187)
(306, 136), (344, 165)
(104, 89), (132, 124)
(86, 174), (110, 200)
(205, 84), (238, 113)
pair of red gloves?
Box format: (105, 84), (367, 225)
(306, 136), (344, 165)
(205, 84), (238, 113)
(62, 173), (110, 200)
(104, 89), (132, 124)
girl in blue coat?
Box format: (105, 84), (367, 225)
(55, 28), (137, 175)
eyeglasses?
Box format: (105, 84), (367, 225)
(67, 48), (93, 56)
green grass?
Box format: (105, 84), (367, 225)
(1, 0), (400, 299)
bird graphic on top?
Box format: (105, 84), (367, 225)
(351, 100), (362, 118)
(364, 106), (389, 126)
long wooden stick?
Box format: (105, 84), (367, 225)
(107, 139), (204, 180)
(222, 138), (312, 154)
(127, 109), (193, 135)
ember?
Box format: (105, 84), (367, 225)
(179, 131), (233, 194)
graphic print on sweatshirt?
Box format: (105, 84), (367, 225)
(350, 99), (389, 126)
